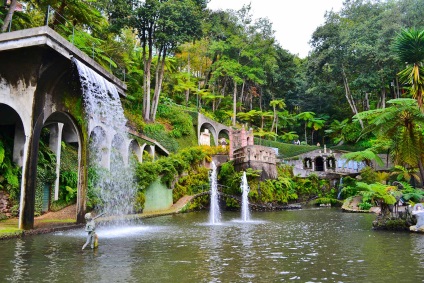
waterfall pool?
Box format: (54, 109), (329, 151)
(1, 209), (423, 282)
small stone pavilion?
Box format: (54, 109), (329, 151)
(285, 146), (391, 178)
(230, 126), (277, 180)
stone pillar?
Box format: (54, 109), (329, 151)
(241, 126), (247, 147)
(49, 123), (64, 201)
(149, 145), (155, 161)
(323, 158), (327, 172)
(312, 160), (315, 171)
(18, 134), (30, 230)
(247, 128), (254, 146)
(229, 129), (234, 160)
(13, 123), (26, 166)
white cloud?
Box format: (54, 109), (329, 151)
(208, 0), (344, 58)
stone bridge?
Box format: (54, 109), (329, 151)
(197, 113), (231, 146)
(0, 27), (167, 229)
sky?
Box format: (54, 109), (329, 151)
(207, 0), (344, 58)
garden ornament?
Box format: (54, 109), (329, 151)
(82, 212), (104, 250)
(410, 203), (424, 232)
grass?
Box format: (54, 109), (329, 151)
(254, 138), (319, 158)
(0, 218), (22, 238)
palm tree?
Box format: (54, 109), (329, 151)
(269, 99), (286, 135)
(295, 111), (315, 144)
(342, 149), (384, 167)
(390, 165), (421, 184)
(355, 98), (424, 183)
(308, 117), (326, 145)
(325, 118), (349, 145)
(393, 28), (424, 109)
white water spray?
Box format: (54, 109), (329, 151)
(241, 172), (251, 222)
(209, 161), (221, 224)
(73, 58), (137, 217)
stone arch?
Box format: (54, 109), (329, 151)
(303, 157), (313, 169)
(0, 104), (26, 220)
(218, 129), (230, 146)
(315, 156), (324, 171)
(40, 111), (82, 215)
(140, 143), (155, 162)
(199, 122), (218, 146)
(0, 103), (27, 166)
(89, 126), (109, 169)
(128, 139), (142, 162)
(110, 133), (127, 169)
(326, 156), (336, 169)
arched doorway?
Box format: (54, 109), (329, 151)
(315, 156), (324, 171)
(0, 103), (25, 219)
(36, 112), (81, 218)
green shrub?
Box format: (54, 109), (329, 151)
(358, 202), (372, 210)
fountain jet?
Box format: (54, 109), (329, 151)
(241, 172), (251, 222)
(209, 161), (221, 224)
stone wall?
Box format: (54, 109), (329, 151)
(0, 191), (12, 217)
(233, 145), (277, 180)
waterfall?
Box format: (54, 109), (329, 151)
(209, 161), (221, 224)
(73, 58), (137, 217)
(241, 172), (251, 222)
(337, 177), (343, 200)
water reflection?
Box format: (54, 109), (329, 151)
(1, 210), (424, 282)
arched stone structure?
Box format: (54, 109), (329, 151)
(128, 139), (142, 163)
(198, 113), (231, 146)
(90, 126), (109, 169)
(0, 27), (174, 229)
(303, 157), (313, 169)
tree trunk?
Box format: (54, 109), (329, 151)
(380, 87), (386, 109)
(142, 28), (153, 121)
(1, 0), (18, 32)
(239, 80), (245, 111)
(342, 66), (363, 129)
(232, 79), (237, 126)
(270, 104), (276, 133)
(185, 53), (190, 106)
(150, 47), (167, 122)
(418, 158), (424, 187)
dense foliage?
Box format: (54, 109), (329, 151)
(2, 0), (424, 221)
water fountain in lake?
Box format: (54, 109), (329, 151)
(73, 58), (137, 217)
(241, 172), (251, 222)
(209, 161), (221, 224)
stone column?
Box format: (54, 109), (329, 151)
(18, 134), (30, 230)
(323, 158), (327, 172)
(149, 145), (155, 161)
(13, 123), (26, 166)
(229, 129), (234, 160)
(49, 123), (64, 201)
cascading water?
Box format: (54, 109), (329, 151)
(73, 58), (137, 218)
(209, 161), (221, 224)
(337, 177), (343, 200)
(241, 172), (251, 222)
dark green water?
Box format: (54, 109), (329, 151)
(1, 208), (424, 282)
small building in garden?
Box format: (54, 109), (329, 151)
(284, 147), (391, 178)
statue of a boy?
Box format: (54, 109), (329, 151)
(82, 212), (104, 250)
(410, 204), (424, 232)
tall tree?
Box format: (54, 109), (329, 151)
(393, 28), (424, 109)
(133, 0), (206, 122)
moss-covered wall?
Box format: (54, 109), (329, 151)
(143, 179), (173, 212)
